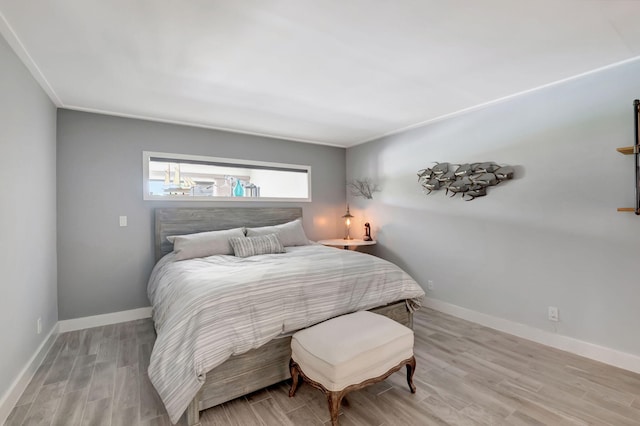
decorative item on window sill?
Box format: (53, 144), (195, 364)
(342, 205), (354, 240)
(163, 163), (195, 195)
(363, 222), (373, 241)
(233, 178), (245, 197)
(347, 178), (380, 199)
(417, 162), (514, 200)
(245, 183), (260, 197)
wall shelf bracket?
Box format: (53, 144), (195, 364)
(616, 99), (640, 215)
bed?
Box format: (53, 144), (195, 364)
(148, 207), (425, 425)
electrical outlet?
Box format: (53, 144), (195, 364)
(548, 306), (559, 322)
(427, 280), (434, 290)
(37, 317), (42, 334)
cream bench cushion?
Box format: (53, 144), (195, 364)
(291, 310), (414, 391)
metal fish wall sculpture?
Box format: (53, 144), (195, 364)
(417, 162), (514, 201)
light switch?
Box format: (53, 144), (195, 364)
(119, 216), (127, 227)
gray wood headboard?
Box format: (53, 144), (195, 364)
(154, 207), (303, 261)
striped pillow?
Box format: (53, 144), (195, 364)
(229, 234), (286, 258)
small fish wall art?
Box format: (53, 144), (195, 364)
(417, 162), (514, 201)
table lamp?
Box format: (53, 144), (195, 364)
(342, 205), (354, 240)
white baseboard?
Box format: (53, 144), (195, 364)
(423, 298), (640, 375)
(58, 306), (152, 333)
(0, 324), (58, 425)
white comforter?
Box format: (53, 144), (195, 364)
(147, 244), (425, 423)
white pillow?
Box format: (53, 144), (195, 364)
(245, 219), (310, 247)
(169, 227), (245, 260)
(229, 234), (286, 258)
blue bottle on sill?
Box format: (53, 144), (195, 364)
(233, 180), (244, 197)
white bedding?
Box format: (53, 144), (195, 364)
(147, 244), (425, 423)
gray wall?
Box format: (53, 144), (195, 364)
(0, 37), (57, 397)
(57, 110), (346, 320)
(347, 58), (640, 356)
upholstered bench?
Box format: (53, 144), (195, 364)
(289, 311), (416, 426)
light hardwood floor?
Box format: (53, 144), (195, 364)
(5, 308), (640, 425)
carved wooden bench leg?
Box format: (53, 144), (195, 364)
(326, 391), (345, 426)
(289, 359), (301, 397)
(406, 355), (417, 393)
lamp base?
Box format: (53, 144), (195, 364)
(343, 236), (353, 240)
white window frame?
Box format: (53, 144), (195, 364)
(143, 151), (312, 202)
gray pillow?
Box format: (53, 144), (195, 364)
(229, 234), (286, 258)
(245, 218), (309, 247)
(169, 228), (245, 260)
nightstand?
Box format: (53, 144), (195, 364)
(317, 239), (377, 250)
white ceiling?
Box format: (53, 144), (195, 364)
(2, 1), (640, 147)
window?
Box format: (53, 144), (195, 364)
(143, 151), (311, 201)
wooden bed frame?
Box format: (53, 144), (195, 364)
(153, 207), (415, 426)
